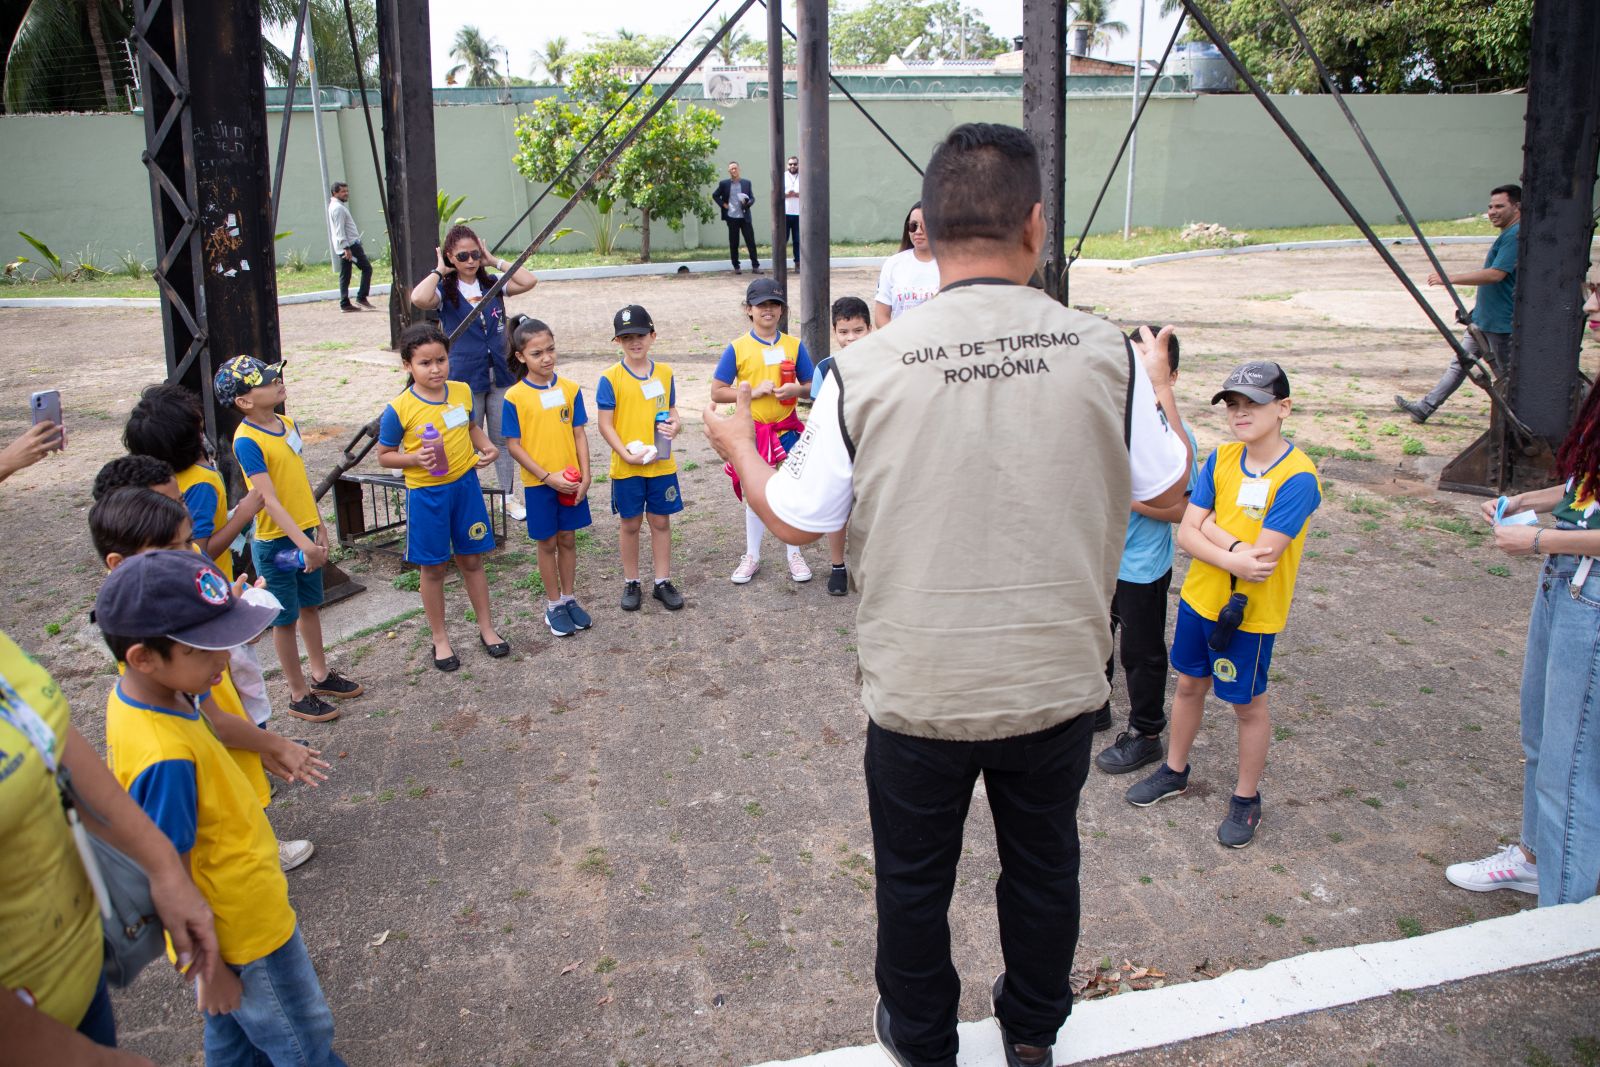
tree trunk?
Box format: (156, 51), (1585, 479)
(639, 208), (651, 263)
(84, 0), (117, 110)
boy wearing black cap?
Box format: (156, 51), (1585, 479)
(98, 550), (346, 1063)
(595, 306), (686, 611)
(712, 278), (815, 585)
(1125, 361), (1321, 849)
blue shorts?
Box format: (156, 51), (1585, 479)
(610, 473), (684, 520)
(251, 531), (325, 628)
(1170, 599), (1276, 705)
(405, 471), (495, 565)
(524, 484), (593, 541)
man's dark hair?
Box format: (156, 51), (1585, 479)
(1491, 184), (1520, 205)
(92, 455), (177, 502)
(89, 486), (189, 561)
(831, 296), (871, 326)
(331, 180), (348, 196)
(103, 631), (176, 664)
(124, 383), (205, 472)
(921, 123), (1040, 253)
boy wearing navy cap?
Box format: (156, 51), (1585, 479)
(1124, 361), (1321, 849)
(98, 550), (346, 1064)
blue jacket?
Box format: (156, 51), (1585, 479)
(436, 278), (512, 392)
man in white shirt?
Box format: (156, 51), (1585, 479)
(783, 155), (801, 269)
(327, 181), (373, 312)
(705, 123), (1190, 1067)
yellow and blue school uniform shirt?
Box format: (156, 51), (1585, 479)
(176, 462), (235, 581)
(502, 375), (587, 484)
(1181, 441), (1321, 634)
(0, 632), (102, 1026)
(104, 681), (296, 967)
(596, 360), (678, 480)
(233, 414), (319, 543)
(715, 330), (815, 425)
(378, 381), (478, 489)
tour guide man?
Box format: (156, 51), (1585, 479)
(704, 123), (1191, 1067)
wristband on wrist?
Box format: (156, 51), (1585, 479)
(430, 269), (443, 281)
(1228, 540), (1243, 553)
(1533, 528), (1545, 555)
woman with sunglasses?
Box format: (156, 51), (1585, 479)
(410, 224), (538, 519)
(1445, 280), (1600, 907)
(872, 201), (940, 328)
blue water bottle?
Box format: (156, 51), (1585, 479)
(273, 547), (306, 572)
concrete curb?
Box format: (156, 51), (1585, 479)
(745, 895), (1600, 1066)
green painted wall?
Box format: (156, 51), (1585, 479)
(0, 93), (1527, 270)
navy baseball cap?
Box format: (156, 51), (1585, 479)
(213, 356), (283, 406)
(612, 305), (655, 337)
(745, 277), (786, 307)
(1212, 361), (1291, 405)
(95, 550), (277, 651)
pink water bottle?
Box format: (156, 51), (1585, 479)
(420, 423), (449, 476)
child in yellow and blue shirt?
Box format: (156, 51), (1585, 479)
(1125, 361), (1320, 849)
(502, 315), (594, 637)
(97, 549), (345, 1065)
(595, 304), (685, 613)
(376, 322), (510, 670)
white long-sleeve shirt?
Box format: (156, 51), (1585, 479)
(327, 198), (360, 250)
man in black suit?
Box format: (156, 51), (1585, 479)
(712, 160), (761, 275)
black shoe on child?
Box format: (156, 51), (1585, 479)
(287, 692), (340, 722)
(1095, 731), (1165, 775)
(827, 565), (848, 596)
(310, 669), (363, 699)
(1217, 793), (1262, 848)
(620, 580), (643, 612)
(652, 580), (685, 611)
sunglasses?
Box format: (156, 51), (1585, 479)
(453, 249), (483, 263)
(907, 221), (924, 233)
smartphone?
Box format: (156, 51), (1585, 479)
(29, 390), (63, 451)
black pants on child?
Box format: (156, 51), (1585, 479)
(1104, 569), (1174, 737)
(866, 713), (1091, 1066)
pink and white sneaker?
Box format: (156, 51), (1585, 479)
(731, 555), (761, 584)
(1445, 843), (1538, 895)
(787, 553), (813, 583)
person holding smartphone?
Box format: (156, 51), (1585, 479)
(0, 419), (64, 481)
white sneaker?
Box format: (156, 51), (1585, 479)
(507, 498), (526, 522)
(787, 553), (813, 582)
(730, 555), (761, 584)
(279, 839), (315, 872)
(1445, 842), (1537, 894)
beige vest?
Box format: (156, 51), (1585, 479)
(833, 283), (1133, 741)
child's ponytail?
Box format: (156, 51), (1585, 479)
(507, 314), (553, 380)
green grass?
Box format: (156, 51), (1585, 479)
(392, 570), (421, 592)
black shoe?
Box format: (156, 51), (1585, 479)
(652, 580), (684, 611)
(356, 298), (377, 310)
(340, 303), (359, 313)
(1125, 761), (1190, 807)
(1394, 394), (1431, 424)
(827, 565), (848, 596)
(872, 997), (914, 1067)
(480, 635), (511, 658)
(310, 669), (363, 699)
(433, 649), (460, 672)
(752, 264), (763, 274)
(287, 692), (339, 722)
(733, 267), (743, 275)
(1096, 730), (1164, 775)
(620, 580), (642, 612)
(1218, 793), (1262, 848)
(990, 974), (1054, 1067)
(1092, 704), (1112, 732)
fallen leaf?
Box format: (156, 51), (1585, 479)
(560, 960), (581, 975)
(596, 994), (613, 1005)
(338, 751), (348, 759)
(369, 929), (390, 947)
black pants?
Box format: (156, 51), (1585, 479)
(1104, 570), (1173, 737)
(725, 217), (758, 269)
(785, 214), (800, 267)
(338, 240), (372, 305)
(867, 713), (1092, 1066)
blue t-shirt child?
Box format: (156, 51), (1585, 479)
(1120, 425), (1199, 585)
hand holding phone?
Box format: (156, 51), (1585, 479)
(29, 390), (64, 451)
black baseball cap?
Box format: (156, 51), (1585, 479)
(613, 305), (655, 337)
(1212, 361), (1291, 405)
(94, 550), (278, 651)
(745, 277), (786, 307)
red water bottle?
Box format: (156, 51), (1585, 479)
(779, 360), (797, 407)
(556, 465), (582, 506)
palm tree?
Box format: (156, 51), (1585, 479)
(259, 0), (380, 92)
(3, 0), (133, 113)
(1069, 0), (1129, 54)
(445, 25), (501, 88)
(693, 13), (752, 66)
(533, 35), (571, 85)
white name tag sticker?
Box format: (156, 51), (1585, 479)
(285, 425), (304, 455)
(1237, 477), (1270, 510)
(442, 405), (470, 429)
(763, 347), (786, 366)
(539, 389), (565, 410)
(639, 379), (666, 400)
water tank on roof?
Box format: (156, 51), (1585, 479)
(1174, 42), (1237, 92)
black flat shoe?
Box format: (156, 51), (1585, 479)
(433, 653), (460, 672)
(480, 636), (511, 658)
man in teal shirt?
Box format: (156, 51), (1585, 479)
(1396, 184), (1521, 424)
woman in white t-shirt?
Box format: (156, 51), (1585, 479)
(873, 201), (940, 327)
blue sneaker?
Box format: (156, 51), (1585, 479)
(564, 598), (592, 630)
(1217, 793), (1262, 848)
(544, 602), (575, 637)
(1125, 762), (1189, 807)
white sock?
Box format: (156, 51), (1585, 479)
(787, 544), (802, 560)
(547, 598), (562, 610)
(745, 505), (765, 560)
(559, 593), (574, 604)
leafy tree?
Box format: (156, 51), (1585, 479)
(1184, 0), (1532, 93)
(1068, 0), (1128, 54)
(736, 35), (797, 67)
(259, 0), (379, 91)
(695, 13), (753, 66)
(445, 24), (502, 88)
(829, 0), (1007, 65)
(580, 30), (679, 69)
(533, 35), (573, 85)
(513, 54), (721, 262)
(4, 0), (134, 114)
